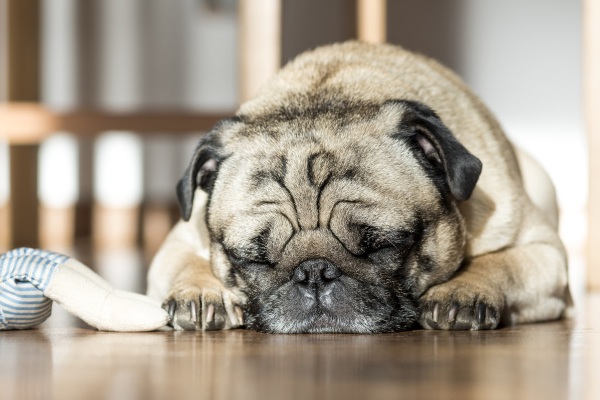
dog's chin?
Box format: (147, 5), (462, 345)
(245, 307), (419, 334)
(242, 283), (419, 334)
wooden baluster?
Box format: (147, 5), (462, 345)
(7, 0), (40, 249)
(357, 0), (387, 44)
(239, 0), (282, 102)
(585, 0), (600, 290)
(93, 0), (143, 251)
(0, 0), (9, 252)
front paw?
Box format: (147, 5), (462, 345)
(419, 280), (504, 330)
(162, 284), (244, 331)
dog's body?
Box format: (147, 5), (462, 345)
(147, 42), (571, 333)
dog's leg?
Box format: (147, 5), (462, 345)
(161, 255), (244, 331)
(419, 235), (569, 330)
(147, 189), (244, 330)
(147, 221), (244, 331)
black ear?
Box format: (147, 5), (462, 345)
(177, 118), (239, 221)
(390, 100), (482, 201)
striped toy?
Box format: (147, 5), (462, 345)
(0, 248), (169, 332)
(0, 248), (68, 330)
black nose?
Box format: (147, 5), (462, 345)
(292, 258), (341, 286)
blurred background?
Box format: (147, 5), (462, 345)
(0, 0), (590, 305)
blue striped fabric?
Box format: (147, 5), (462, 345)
(0, 248), (70, 330)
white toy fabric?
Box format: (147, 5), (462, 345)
(0, 248), (169, 331)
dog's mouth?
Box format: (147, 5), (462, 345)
(286, 310), (376, 334)
(229, 252), (420, 333)
(241, 275), (419, 334)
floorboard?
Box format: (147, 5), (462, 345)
(1, 296), (599, 400)
(0, 247), (597, 400)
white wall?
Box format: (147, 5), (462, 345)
(456, 0), (586, 297)
(456, 0), (585, 210)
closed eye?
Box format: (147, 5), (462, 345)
(359, 226), (414, 256)
(226, 249), (274, 268)
(256, 200), (280, 206)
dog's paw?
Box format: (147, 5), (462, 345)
(418, 280), (504, 330)
(162, 284), (244, 331)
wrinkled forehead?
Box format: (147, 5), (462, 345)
(220, 109), (418, 195)
(208, 103), (441, 239)
(224, 99), (407, 156)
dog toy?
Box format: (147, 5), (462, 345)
(0, 248), (169, 331)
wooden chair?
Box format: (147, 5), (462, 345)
(0, 0), (386, 252)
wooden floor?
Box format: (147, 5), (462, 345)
(0, 297), (598, 400)
(0, 246), (598, 400)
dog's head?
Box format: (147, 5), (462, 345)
(177, 96), (481, 333)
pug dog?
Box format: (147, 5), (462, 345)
(147, 42), (572, 333)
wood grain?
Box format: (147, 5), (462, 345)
(0, 294), (596, 400)
(1, 244), (596, 400)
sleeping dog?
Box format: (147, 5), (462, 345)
(147, 42), (571, 333)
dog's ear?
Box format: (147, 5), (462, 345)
(177, 117), (240, 221)
(389, 100), (483, 201)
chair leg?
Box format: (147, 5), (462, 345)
(9, 144), (39, 248)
